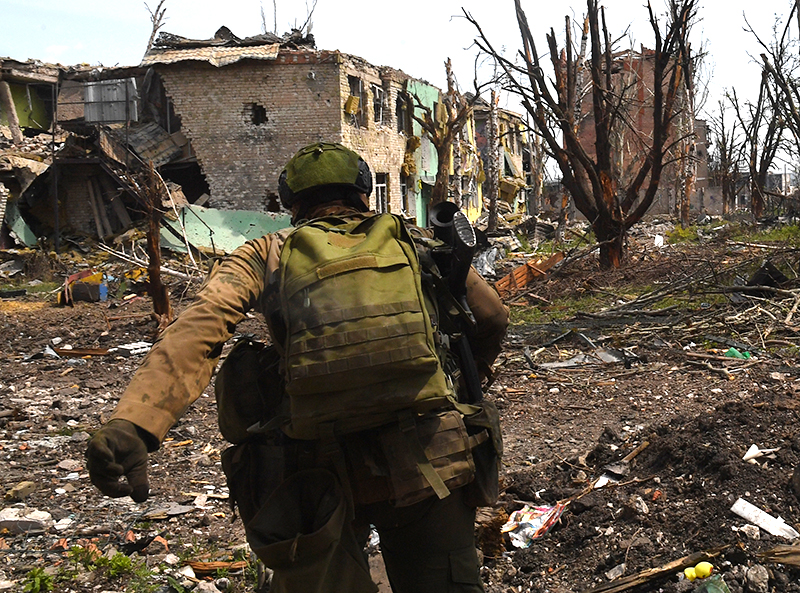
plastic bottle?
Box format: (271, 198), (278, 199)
(693, 574), (731, 593)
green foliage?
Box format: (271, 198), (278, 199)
(104, 553), (133, 578)
(23, 568), (53, 593)
(667, 225), (700, 244)
(723, 221), (800, 246)
(167, 576), (187, 593)
(0, 280), (60, 294)
(751, 224), (800, 245)
(515, 232), (531, 252)
(67, 545), (101, 568)
(509, 293), (607, 326)
(125, 560), (160, 593)
(534, 228), (596, 255)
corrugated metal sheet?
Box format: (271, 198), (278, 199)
(141, 44), (280, 68)
(126, 122), (182, 167)
(85, 79), (139, 123)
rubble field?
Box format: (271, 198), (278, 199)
(2, 229), (800, 593)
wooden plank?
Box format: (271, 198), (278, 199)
(86, 180), (106, 240)
(495, 251), (564, 299)
(91, 177), (113, 236)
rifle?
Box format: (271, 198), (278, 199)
(429, 202), (483, 405)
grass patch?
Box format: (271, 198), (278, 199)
(0, 280), (60, 296)
(667, 225), (700, 244)
(510, 293), (608, 326)
(723, 221), (800, 246)
(534, 228), (596, 255)
(23, 569), (53, 593)
(62, 546), (159, 593)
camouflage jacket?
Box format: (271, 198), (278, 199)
(111, 203), (509, 446)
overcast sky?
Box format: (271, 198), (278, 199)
(1, 0), (795, 120)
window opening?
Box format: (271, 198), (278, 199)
(372, 84), (385, 126)
(375, 173), (388, 213)
(396, 95), (407, 134)
(347, 75), (367, 128)
(400, 173), (409, 214)
(250, 103), (268, 125)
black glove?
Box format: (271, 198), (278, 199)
(86, 419), (151, 502)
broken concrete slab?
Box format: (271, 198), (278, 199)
(0, 507), (53, 533)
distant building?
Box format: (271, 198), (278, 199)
(2, 27), (486, 245)
(575, 48), (709, 216)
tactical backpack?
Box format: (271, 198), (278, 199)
(272, 213), (454, 440)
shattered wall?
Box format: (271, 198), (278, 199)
(155, 51), (343, 210)
(155, 49), (426, 217)
(339, 60), (408, 216)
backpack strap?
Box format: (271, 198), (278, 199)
(398, 411), (451, 500)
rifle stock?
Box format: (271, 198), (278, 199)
(430, 202), (483, 404)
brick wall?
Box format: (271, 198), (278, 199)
(157, 51), (426, 215)
(28, 164), (96, 236)
(157, 52), (344, 210)
(339, 61), (409, 215)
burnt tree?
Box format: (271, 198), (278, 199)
(404, 59), (476, 207)
(469, 0), (698, 268)
(128, 162), (174, 335)
(730, 75), (785, 220)
(708, 99), (745, 216)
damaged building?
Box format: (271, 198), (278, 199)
(134, 27), (464, 224)
(472, 97), (528, 214)
(1, 27), (485, 250)
(0, 58), (59, 248)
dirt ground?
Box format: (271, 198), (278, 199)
(2, 228), (800, 593)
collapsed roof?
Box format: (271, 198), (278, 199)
(141, 26), (315, 67)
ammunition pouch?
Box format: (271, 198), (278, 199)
(348, 409), (483, 508)
(461, 401), (503, 507)
(215, 338), (284, 444)
(242, 468), (377, 593)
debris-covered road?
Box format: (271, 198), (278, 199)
(2, 226), (800, 593)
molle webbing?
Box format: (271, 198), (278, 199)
(278, 214), (453, 440)
(291, 300), (422, 333)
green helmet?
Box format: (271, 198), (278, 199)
(278, 142), (373, 209)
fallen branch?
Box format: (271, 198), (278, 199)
(97, 244), (195, 281)
(583, 547), (728, 593)
(728, 240), (796, 251)
(759, 543), (800, 566)
(686, 360), (734, 380)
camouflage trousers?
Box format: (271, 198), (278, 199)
(243, 467), (485, 593)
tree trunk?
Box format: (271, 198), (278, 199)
(142, 162), (173, 334)
(526, 116), (543, 217)
(556, 190), (569, 243)
(594, 215), (625, 269)
(430, 142), (451, 206)
(752, 182), (765, 219)
(453, 131), (463, 208)
(486, 90), (500, 232)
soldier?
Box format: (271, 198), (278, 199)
(86, 142), (508, 593)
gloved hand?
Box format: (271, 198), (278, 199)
(86, 419), (151, 502)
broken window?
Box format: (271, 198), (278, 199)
(375, 173), (388, 213)
(346, 75), (367, 128)
(372, 84), (385, 126)
(249, 103), (268, 125)
(396, 95), (408, 134)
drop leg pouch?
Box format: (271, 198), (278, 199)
(244, 468), (377, 593)
(462, 401), (503, 508)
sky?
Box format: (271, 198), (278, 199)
(1, 0), (796, 121)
